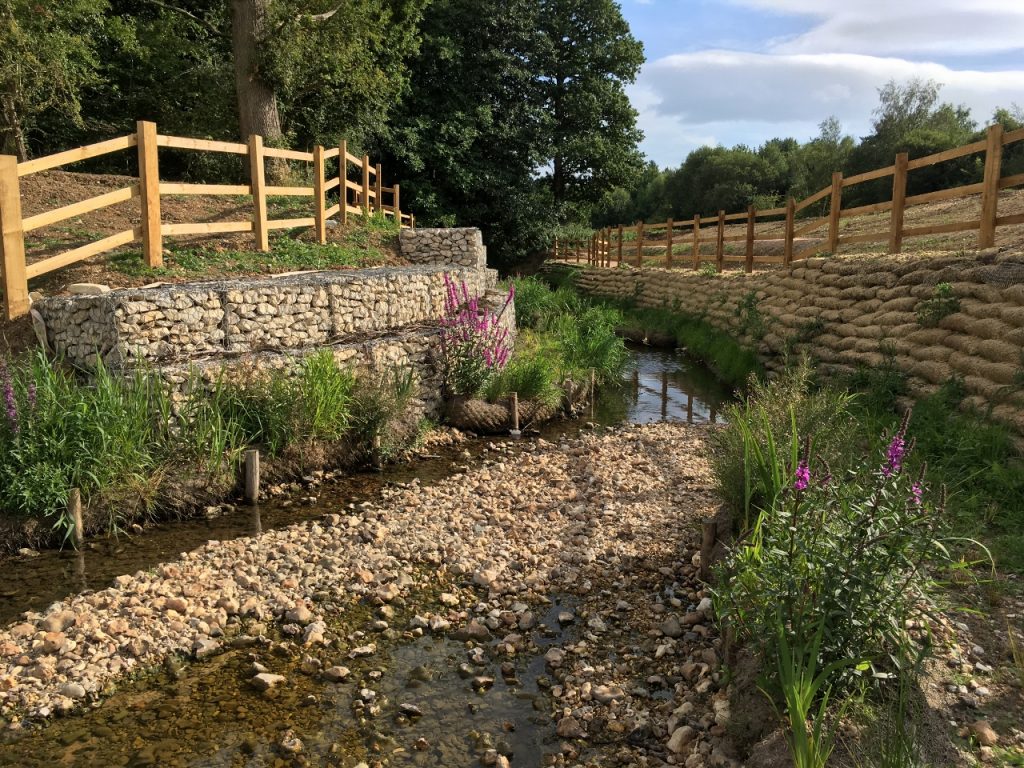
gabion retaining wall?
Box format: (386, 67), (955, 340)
(399, 227), (487, 270)
(564, 248), (1024, 434)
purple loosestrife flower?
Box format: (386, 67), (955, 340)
(794, 461), (810, 492)
(911, 482), (923, 506)
(1, 361), (17, 433)
(27, 382), (36, 410)
(882, 410), (912, 478)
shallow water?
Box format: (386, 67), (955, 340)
(0, 344), (730, 765)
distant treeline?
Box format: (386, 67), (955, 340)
(593, 80), (1024, 228)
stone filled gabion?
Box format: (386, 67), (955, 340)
(399, 228), (487, 270)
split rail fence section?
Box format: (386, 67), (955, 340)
(0, 120), (415, 320)
(553, 124), (1024, 273)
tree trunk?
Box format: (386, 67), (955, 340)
(1, 91), (28, 160)
(552, 75), (565, 203)
(230, 0), (288, 181)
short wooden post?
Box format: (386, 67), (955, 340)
(510, 391), (520, 436)
(979, 123), (1004, 248)
(361, 154), (371, 216)
(372, 434), (383, 470)
(744, 205), (755, 273)
(783, 197), (795, 266)
(665, 218), (674, 268)
(136, 120), (162, 268)
(244, 449), (260, 504)
(68, 488), (84, 548)
(617, 224), (623, 265)
(313, 145), (327, 244)
(715, 210), (725, 272)
(636, 221), (644, 267)
(590, 369), (596, 418)
(374, 163), (383, 213)
(692, 214), (700, 269)
(827, 171), (843, 253)
(604, 229), (610, 267)
(410, 213), (415, 229)
(889, 152), (908, 254)
(338, 139), (348, 226)
(393, 184), (400, 222)
(0, 155), (29, 320)
(700, 518), (717, 581)
(248, 135), (269, 251)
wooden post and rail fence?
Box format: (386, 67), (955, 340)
(0, 120), (416, 320)
(552, 124), (1024, 273)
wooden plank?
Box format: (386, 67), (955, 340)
(691, 214), (700, 269)
(723, 211), (748, 222)
(979, 124), (1004, 248)
(323, 177), (340, 191)
(827, 171), (842, 253)
(248, 135), (269, 252)
(838, 230), (890, 245)
(783, 198), (795, 266)
(996, 212), (1024, 227)
(793, 217), (827, 237)
(314, 145), (326, 244)
(267, 217), (316, 230)
(745, 205), (755, 272)
(323, 147), (340, 160)
(998, 172), (1024, 190)
(161, 221), (253, 235)
(906, 139), (987, 170)
(156, 134), (248, 155)
(344, 179), (361, 192)
(23, 185), (139, 232)
(17, 135), (136, 176)
(715, 211), (725, 272)
(905, 182), (984, 208)
(137, 121), (162, 268)
(265, 186), (314, 196)
(345, 204), (362, 215)
(756, 206), (786, 217)
(345, 151), (362, 165)
(842, 165), (896, 187)
(361, 155), (370, 215)
(1002, 126), (1024, 145)
(841, 200), (893, 217)
(374, 163), (382, 213)
(665, 218), (673, 268)
(159, 182), (251, 195)
(890, 152), (908, 253)
(721, 234), (747, 243)
(25, 228), (139, 279)
(902, 219), (980, 238)
(794, 185), (832, 212)
(791, 243), (821, 262)
(0, 156), (29, 319)
(263, 147), (314, 162)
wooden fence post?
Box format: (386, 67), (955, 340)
(979, 123), (1004, 248)
(410, 213), (415, 229)
(68, 488), (84, 548)
(0, 155), (28, 320)
(744, 205), (756, 273)
(889, 152), (908, 254)
(361, 154), (371, 216)
(783, 197), (795, 267)
(136, 120), (162, 268)
(666, 218), (674, 268)
(393, 183), (400, 222)
(248, 135), (269, 251)
(636, 221), (644, 267)
(338, 139), (348, 226)
(313, 145), (327, 244)
(617, 224), (623, 265)
(374, 163), (383, 213)
(715, 210), (725, 272)
(692, 214), (700, 269)
(827, 171), (843, 253)
(604, 229), (610, 267)
(244, 449), (260, 504)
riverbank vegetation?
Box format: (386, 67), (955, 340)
(0, 350), (414, 547)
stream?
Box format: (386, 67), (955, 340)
(0, 343), (731, 766)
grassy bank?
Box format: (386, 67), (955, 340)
(0, 351), (416, 547)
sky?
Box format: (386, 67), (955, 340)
(622, 0), (1024, 168)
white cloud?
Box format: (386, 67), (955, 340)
(634, 51), (1023, 166)
(726, 0), (1024, 55)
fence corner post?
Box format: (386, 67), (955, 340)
(0, 154), (28, 320)
(393, 183), (400, 224)
(361, 154), (371, 217)
(979, 123), (1004, 249)
(313, 145), (327, 244)
(889, 152), (908, 254)
(136, 120), (162, 268)
(827, 171), (843, 254)
(374, 163), (383, 213)
(248, 134), (269, 252)
(783, 197), (795, 267)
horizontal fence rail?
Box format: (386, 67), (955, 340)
(0, 121), (416, 320)
(552, 123), (1024, 274)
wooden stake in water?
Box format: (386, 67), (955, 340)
(700, 518), (717, 581)
(510, 391), (521, 438)
(372, 434), (383, 470)
(590, 369), (596, 419)
(68, 488), (83, 548)
(244, 449), (260, 505)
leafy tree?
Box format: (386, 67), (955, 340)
(537, 0), (645, 209)
(0, 0), (109, 159)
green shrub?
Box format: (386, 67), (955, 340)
(915, 282), (960, 327)
(550, 305), (628, 384)
(481, 336), (563, 407)
(698, 261), (718, 277)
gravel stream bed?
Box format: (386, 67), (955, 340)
(0, 422), (733, 766)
